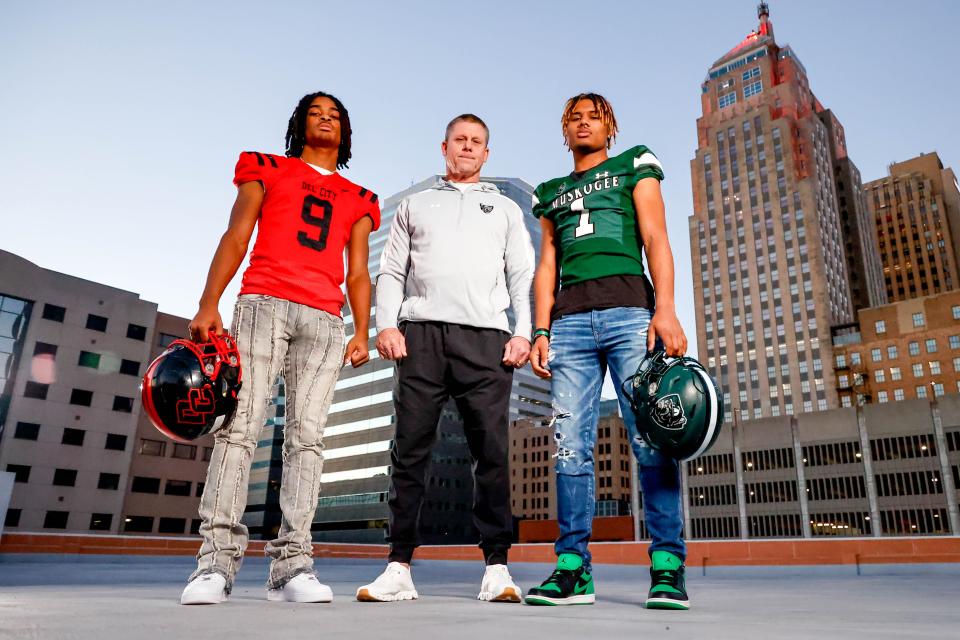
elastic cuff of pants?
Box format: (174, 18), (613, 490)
(388, 547), (415, 564)
(482, 548), (509, 566)
(266, 566), (315, 591)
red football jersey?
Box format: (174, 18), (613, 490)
(233, 152), (381, 315)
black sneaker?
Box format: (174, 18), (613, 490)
(645, 550), (690, 610)
(524, 553), (595, 606)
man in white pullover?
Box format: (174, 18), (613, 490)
(356, 114), (534, 603)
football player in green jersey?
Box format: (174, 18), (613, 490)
(525, 93), (690, 609)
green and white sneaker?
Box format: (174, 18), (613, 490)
(524, 553), (595, 606)
(645, 550), (690, 610)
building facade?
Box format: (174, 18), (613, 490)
(690, 3), (855, 423)
(119, 311), (214, 536)
(832, 290), (960, 408)
(864, 152), (960, 302)
(0, 250), (157, 534)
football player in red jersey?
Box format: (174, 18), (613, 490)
(180, 92), (380, 605)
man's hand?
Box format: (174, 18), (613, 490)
(502, 336), (531, 368)
(529, 335), (551, 379)
(648, 308), (687, 357)
(188, 305), (223, 343)
(344, 335), (370, 368)
(376, 328), (407, 361)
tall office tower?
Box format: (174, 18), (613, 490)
(690, 3), (854, 422)
(246, 176), (552, 543)
(818, 110), (887, 312)
(864, 152), (960, 302)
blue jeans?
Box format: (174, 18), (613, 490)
(550, 307), (685, 570)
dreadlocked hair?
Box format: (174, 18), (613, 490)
(561, 92), (618, 150)
(285, 91), (352, 169)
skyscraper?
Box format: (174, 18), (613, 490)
(864, 152), (960, 302)
(245, 176), (551, 543)
(690, 3), (855, 421)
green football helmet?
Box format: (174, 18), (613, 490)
(623, 351), (724, 461)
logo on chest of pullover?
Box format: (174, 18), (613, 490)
(479, 203), (494, 214)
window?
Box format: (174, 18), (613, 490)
(950, 335), (960, 350)
(131, 476), (161, 494)
(894, 388), (905, 401)
(912, 312), (925, 328)
(62, 427), (85, 446)
(203, 447), (213, 462)
(86, 314), (108, 332)
(874, 369), (886, 383)
(112, 396), (134, 413)
(871, 348), (882, 362)
(172, 443), (197, 460)
(42, 303), (66, 322)
(139, 439), (166, 456)
(5, 508), (21, 527)
(835, 354), (847, 368)
(78, 351), (100, 369)
(158, 517), (187, 534)
(887, 345), (898, 360)
(24, 381), (49, 400)
(195, 482), (205, 497)
(7, 464), (30, 482)
(926, 339), (938, 353)
(119, 359), (140, 376)
(742, 66), (761, 81)
(123, 516), (154, 533)
(53, 468), (77, 486)
(719, 92), (737, 109)
(44, 511), (69, 529)
(930, 361), (941, 375)
(165, 480), (192, 496)
(917, 385), (928, 399)
(934, 383), (945, 397)
(70, 388), (93, 406)
(909, 341), (920, 356)
(33, 342), (57, 356)
(126, 323), (147, 341)
(850, 352), (861, 366)
(98, 473), (120, 490)
(14, 421), (40, 440)
(743, 80), (763, 98)
(105, 433), (128, 451)
(913, 363), (924, 378)
(158, 333), (179, 348)
(875, 320), (886, 334)
(878, 391), (889, 403)
(90, 513), (112, 531)
(953, 305), (960, 320)
(891, 367), (902, 381)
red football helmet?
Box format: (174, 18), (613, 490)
(140, 333), (243, 443)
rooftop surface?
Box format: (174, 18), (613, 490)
(1, 555), (957, 640)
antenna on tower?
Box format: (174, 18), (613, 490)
(758, 1), (770, 19)
(757, 2), (773, 38)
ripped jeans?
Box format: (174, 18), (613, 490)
(549, 307), (684, 570)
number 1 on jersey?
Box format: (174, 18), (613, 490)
(572, 197), (595, 238)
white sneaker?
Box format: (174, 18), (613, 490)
(266, 573), (333, 603)
(356, 562), (419, 602)
(478, 564), (521, 602)
(180, 573), (228, 605)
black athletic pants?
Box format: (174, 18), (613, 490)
(386, 321), (514, 565)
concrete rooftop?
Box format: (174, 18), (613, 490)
(0, 555), (957, 640)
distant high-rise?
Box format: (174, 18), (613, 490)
(690, 3), (856, 421)
(864, 152), (960, 302)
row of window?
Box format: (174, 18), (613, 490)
(130, 476), (204, 497)
(23, 382), (134, 412)
(2, 509), (201, 535)
(6, 465), (122, 489)
(12, 423), (129, 449)
(41, 303), (149, 341)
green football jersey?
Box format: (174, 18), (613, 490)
(532, 145), (664, 286)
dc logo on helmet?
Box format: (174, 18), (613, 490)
(652, 394), (687, 431)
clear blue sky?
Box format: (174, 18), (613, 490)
(3, 1), (959, 355)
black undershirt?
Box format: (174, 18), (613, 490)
(551, 274), (655, 322)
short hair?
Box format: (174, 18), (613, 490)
(444, 113), (490, 144)
(561, 92), (619, 149)
(285, 91), (352, 169)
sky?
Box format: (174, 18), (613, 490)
(3, 0), (959, 363)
